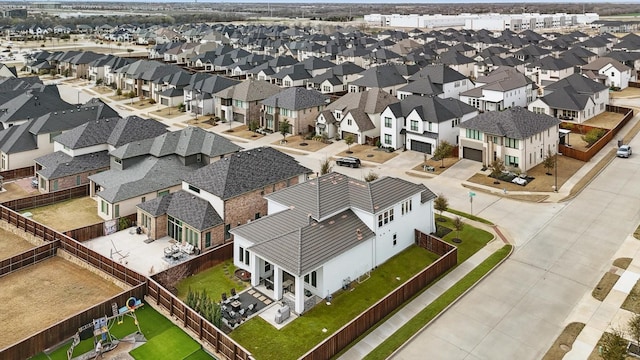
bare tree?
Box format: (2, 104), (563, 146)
(364, 170), (379, 182)
(453, 216), (464, 241)
(600, 328), (628, 360)
(345, 134), (355, 153)
(543, 149), (555, 175)
(433, 140), (453, 168)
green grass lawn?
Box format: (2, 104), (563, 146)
(176, 259), (248, 303)
(364, 245), (513, 360)
(437, 216), (494, 262)
(446, 208), (494, 225)
(230, 245), (440, 360)
(30, 303), (213, 360)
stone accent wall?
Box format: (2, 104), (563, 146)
(0, 219), (46, 247)
(57, 250), (129, 290)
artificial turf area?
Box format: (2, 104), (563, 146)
(29, 303), (213, 360)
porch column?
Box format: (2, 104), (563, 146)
(294, 276), (304, 314)
(250, 254), (260, 287)
(273, 266), (283, 300)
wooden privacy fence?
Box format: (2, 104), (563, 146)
(146, 279), (252, 360)
(1, 284), (146, 360)
(1, 184), (89, 212)
(0, 240), (58, 277)
(299, 231), (457, 360)
(64, 213), (138, 242)
(560, 106), (633, 162)
(0, 166), (34, 181)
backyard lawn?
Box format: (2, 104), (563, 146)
(28, 197), (103, 232)
(435, 216), (495, 263)
(230, 245), (441, 360)
(30, 303), (213, 360)
(176, 259), (248, 304)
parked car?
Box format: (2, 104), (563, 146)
(617, 145), (632, 158)
(335, 157), (361, 168)
(512, 176), (528, 186)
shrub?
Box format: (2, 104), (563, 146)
(581, 128), (606, 147)
(364, 170), (379, 182)
(148, 98), (156, 104)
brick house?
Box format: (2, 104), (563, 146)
(137, 147), (311, 251)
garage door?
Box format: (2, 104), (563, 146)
(462, 147), (483, 162)
(411, 140), (431, 154)
(342, 131), (357, 141)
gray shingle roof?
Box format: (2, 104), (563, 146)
(109, 126), (242, 160)
(138, 190), (222, 231)
(386, 95), (476, 123)
(545, 73), (608, 94)
(35, 150), (110, 180)
(538, 87), (592, 111)
(55, 115), (168, 149)
(215, 78), (281, 102)
(261, 87), (327, 110)
(459, 106), (560, 139)
(349, 65), (407, 88)
(183, 146), (311, 200)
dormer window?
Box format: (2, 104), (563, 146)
(113, 157), (122, 164)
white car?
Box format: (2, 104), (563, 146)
(617, 145), (632, 158)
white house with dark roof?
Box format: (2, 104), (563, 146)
(230, 172), (436, 314)
(460, 66), (537, 112)
(581, 57), (633, 90)
(527, 73), (609, 123)
(458, 106), (560, 172)
(405, 64), (473, 100)
(89, 126), (242, 221)
(380, 95), (478, 153)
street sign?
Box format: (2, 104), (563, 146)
(469, 191), (476, 197)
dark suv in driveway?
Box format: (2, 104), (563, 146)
(336, 157), (361, 168)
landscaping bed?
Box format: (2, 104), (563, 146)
(176, 259), (248, 305)
(335, 144), (397, 164)
(541, 322), (586, 360)
(272, 134), (330, 152)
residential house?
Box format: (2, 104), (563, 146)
(214, 78), (281, 125)
(460, 66), (537, 112)
(0, 85), (73, 129)
(406, 64), (474, 99)
(230, 172), (437, 314)
(524, 56), (574, 88)
(315, 88), (399, 142)
(527, 73), (609, 123)
(138, 146), (311, 251)
(35, 115), (167, 193)
(581, 57), (633, 89)
(184, 75), (240, 117)
(261, 87), (327, 136)
(0, 99), (118, 171)
(348, 64), (407, 96)
(458, 106), (560, 172)
(90, 126), (242, 220)
(380, 95), (478, 153)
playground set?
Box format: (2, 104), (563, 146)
(65, 297), (145, 360)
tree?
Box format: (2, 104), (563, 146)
(116, 88), (122, 97)
(248, 120), (260, 134)
(433, 140), (453, 168)
(344, 134), (355, 153)
(453, 216), (464, 241)
(319, 158), (332, 175)
(489, 159), (506, 179)
(581, 128), (606, 147)
(600, 328), (628, 360)
(543, 149), (555, 175)
(434, 194), (449, 221)
(279, 120), (291, 142)
(364, 170), (379, 182)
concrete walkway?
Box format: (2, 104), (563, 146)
(562, 234), (640, 360)
(338, 217), (511, 360)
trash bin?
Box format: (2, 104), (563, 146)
(618, 139), (623, 147)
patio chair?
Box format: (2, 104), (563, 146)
(230, 288), (239, 300)
(247, 303), (256, 312)
(239, 308), (245, 316)
(221, 292), (229, 305)
(229, 310), (236, 318)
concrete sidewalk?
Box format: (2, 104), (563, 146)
(562, 235), (640, 360)
(338, 217), (511, 360)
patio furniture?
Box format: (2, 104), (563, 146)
(274, 304), (290, 324)
(283, 279), (293, 293)
(231, 300), (242, 312)
(230, 288), (239, 300)
(164, 246), (176, 258)
(247, 303), (257, 313)
(221, 292), (229, 305)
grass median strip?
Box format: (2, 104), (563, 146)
(363, 244), (512, 360)
(446, 208), (494, 225)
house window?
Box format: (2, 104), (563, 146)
(265, 261), (271, 273)
(347, 118), (352, 126)
(239, 246), (244, 262)
(188, 185), (200, 193)
(225, 224), (231, 240)
(196, 154), (202, 163)
(428, 122), (432, 131)
(49, 131), (62, 143)
(323, 85), (331, 92)
(76, 175), (81, 185)
(158, 189), (169, 197)
(532, 107), (545, 114)
(384, 117), (392, 128)
(377, 208), (394, 227)
(114, 204), (119, 218)
(141, 196), (146, 203)
(384, 134), (392, 145)
(466, 129), (482, 140)
(255, 212), (261, 220)
(304, 271), (317, 287)
(410, 120), (418, 131)
(53, 180), (58, 191)
(114, 157), (122, 164)
(393, 233), (397, 246)
(505, 155), (519, 167)
(284, 80), (291, 87)
(244, 249), (249, 265)
(101, 200), (108, 215)
(205, 232), (211, 248)
(401, 199), (412, 215)
(505, 137), (519, 149)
